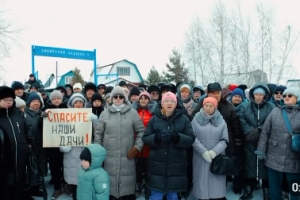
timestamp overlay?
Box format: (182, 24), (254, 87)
(289, 179), (300, 197)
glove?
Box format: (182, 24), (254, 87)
(202, 151), (212, 163)
(171, 132), (180, 143)
(60, 146), (72, 153)
(208, 150), (217, 159)
(245, 128), (260, 142)
(161, 130), (171, 143)
(255, 150), (266, 160)
(127, 147), (139, 159)
(41, 109), (50, 118)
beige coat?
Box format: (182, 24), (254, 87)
(94, 103), (144, 198)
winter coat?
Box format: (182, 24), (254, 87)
(192, 86), (205, 103)
(176, 83), (198, 116)
(239, 82), (275, 180)
(0, 103), (34, 183)
(191, 109), (228, 199)
(42, 100), (68, 159)
(257, 105), (300, 173)
(192, 97), (242, 155)
(61, 114), (97, 185)
(132, 100), (157, 158)
(25, 78), (42, 89)
(227, 98), (248, 115)
(94, 103), (144, 198)
(142, 103), (195, 193)
(270, 97), (285, 107)
(77, 144), (110, 200)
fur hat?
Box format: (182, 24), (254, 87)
(162, 92), (177, 104)
(0, 86), (16, 100)
(84, 82), (97, 94)
(50, 90), (63, 100)
(119, 81), (127, 87)
(139, 91), (151, 100)
(130, 87), (141, 97)
(111, 86), (128, 102)
(68, 93), (86, 108)
(203, 97), (218, 108)
(15, 96), (26, 107)
(147, 85), (160, 93)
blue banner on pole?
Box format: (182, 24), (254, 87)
(32, 45), (96, 60)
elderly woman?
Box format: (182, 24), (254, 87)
(257, 87), (300, 200)
(94, 86), (144, 200)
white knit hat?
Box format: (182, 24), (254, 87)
(283, 87), (300, 100)
(15, 96), (26, 108)
(73, 83), (83, 90)
(67, 93), (86, 108)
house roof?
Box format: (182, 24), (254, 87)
(92, 59), (144, 83)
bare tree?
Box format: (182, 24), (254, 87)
(0, 5), (22, 82)
(275, 26), (299, 83)
(207, 0), (231, 85)
(185, 16), (210, 85)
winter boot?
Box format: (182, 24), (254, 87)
(262, 188), (270, 200)
(239, 185), (253, 200)
(282, 192), (290, 200)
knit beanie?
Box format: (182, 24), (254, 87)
(11, 81), (24, 90)
(139, 91), (151, 100)
(105, 93), (111, 100)
(273, 85), (287, 94)
(111, 86), (128, 102)
(221, 88), (232, 99)
(283, 87), (300, 100)
(162, 92), (177, 104)
(73, 83), (83, 90)
(15, 96), (26, 108)
(180, 84), (191, 92)
(50, 90), (63, 100)
(67, 93), (86, 108)
(80, 148), (92, 164)
(231, 88), (244, 98)
(91, 93), (103, 103)
(130, 87), (141, 97)
(27, 92), (42, 105)
(203, 97), (218, 108)
(253, 87), (266, 95)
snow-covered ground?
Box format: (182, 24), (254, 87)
(34, 175), (263, 200)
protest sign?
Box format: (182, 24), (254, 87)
(43, 108), (93, 147)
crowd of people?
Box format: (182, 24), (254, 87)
(0, 73), (300, 200)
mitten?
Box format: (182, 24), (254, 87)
(127, 147), (139, 159)
(208, 150), (217, 159)
(171, 132), (180, 143)
(161, 130), (171, 143)
(255, 150), (266, 160)
(60, 146), (72, 153)
(202, 151), (212, 163)
(245, 128), (260, 142)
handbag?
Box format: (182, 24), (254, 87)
(210, 154), (239, 176)
(27, 152), (41, 186)
(282, 109), (300, 153)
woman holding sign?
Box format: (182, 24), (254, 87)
(60, 93), (97, 200)
(94, 86), (145, 200)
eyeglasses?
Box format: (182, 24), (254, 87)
(274, 91), (282, 95)
(283, 94), (293, 98)
(2, 98), (14, 102)
(113, 95), (124, 99)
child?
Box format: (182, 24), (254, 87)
(77, 144), (110, 200)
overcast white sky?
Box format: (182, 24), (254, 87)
(1, 0), (300, 85)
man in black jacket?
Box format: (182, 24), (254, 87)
(0, 86), (34, 200)
(192, 82), (243, 194)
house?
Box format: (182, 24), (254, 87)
(222, 70), (268, 87)
(44, 70), (75, 89)
(90, 59), (144, 86)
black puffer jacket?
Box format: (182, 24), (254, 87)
(239, 82), (275, 180)
(142, 102), (195, 193)
(192, 98), (242, 155)
(0, 103), (34, 178)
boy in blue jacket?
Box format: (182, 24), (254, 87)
(77, 144), (110, 200)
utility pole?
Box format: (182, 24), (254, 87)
(56, 61), (58, 87)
